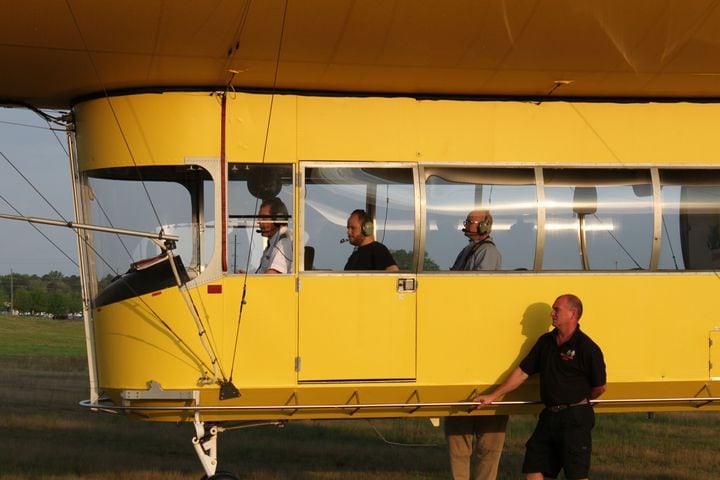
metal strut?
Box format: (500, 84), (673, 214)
(192, 415), (219, 478)
(163, 242), (221, 387)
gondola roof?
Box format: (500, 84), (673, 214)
(2, 0), (720, 108)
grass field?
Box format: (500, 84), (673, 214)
(1, 315), (719, 479)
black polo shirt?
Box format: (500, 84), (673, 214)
(344, 241), (397, 271)
(519, 326), (606, 406)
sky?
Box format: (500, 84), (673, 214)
(0, 107), (78, 276)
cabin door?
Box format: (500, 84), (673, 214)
(297, 275), (417, 381)
(297, 164), (418, 382)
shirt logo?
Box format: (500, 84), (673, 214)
(560, 349), (576, 361)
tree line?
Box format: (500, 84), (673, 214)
(0, 253), (438, 319)
(0, 271), (82, 318)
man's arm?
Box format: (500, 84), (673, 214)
(265, 237), (292, 274)
(474, 367), (529, 408)
(590, 384), (607, 400)
(385, 264), (399, 271)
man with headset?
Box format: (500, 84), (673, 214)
(445, 209), (507, 480)
(343, 209), (399, 271)
(255, 197), (293, 274)
(450, 209), (502, 271)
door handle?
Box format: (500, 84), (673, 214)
(396, 277), (417, 293)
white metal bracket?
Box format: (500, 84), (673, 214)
(192, 413), (218, 478)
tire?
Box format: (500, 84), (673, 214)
(202, 471), (239, 480)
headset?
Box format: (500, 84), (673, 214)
(476, 215), (492, 235)
(262, 197), (289, 227)
(353, 209), (374, 237)
(463, 213), (493, 236)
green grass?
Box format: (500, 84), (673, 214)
(2, 315), (720, 479)
(0, 315), (86, 357)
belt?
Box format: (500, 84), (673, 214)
(545, 398), (589, 413)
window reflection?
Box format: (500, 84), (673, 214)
(542, 169), (653, 270)
(227, 164), (294, 274)
(659, 170), (720, 270)
(86, 165), (214, 289)
(424, 168), (537, 271)
(303, 167), (414, 271)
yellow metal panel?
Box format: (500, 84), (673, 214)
(76, 93), (221, 171)
(220, 276), (298, 386)
(296, 96), (419, 161)
(710, 330), (720, 380)
(77, 93), (720, 170)
(93, 287), (210, 390)
(225, 94), (298, 164)
(298, 275), (416, 381)
(93, 276), (297, 390)
(418, 274), (720, 388)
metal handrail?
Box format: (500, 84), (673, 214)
(80, 396), (720, 413)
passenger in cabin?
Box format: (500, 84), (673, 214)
(474, 294), (607, 480)
(343, 209), (399, 271)
(450, 209), (501, 271)
(445, 209), (508, 480)
(254, 197), (293, 274)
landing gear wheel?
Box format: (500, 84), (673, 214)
(202, 472), (238, 480)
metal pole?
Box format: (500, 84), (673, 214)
(65, 119), (100, 405)
(0, 213), (179, 241)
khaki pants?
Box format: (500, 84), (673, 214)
(444, 415), (509, 480)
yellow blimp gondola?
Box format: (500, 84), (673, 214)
(4, 2), (720, 477)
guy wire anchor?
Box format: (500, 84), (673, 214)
(219, 380), (241, 400)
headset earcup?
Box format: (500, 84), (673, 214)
(478, 219), (491, 235)
(361, 219), (373, 237)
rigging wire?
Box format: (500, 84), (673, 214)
(229, 0), (290, 383)
(0, 191), (78, 269)
(661, 216), (680, 270)
(591, 213), (642, 269)
(61, 0), (229, 382)
(45, 117), (70, 158)
(0, 119), (64, 131)
(219, 0), (253, 85)
(0, 146), (214, 373)
(63, 0), (164, 232)
(365, 420), (443, 448)
(568, 103), (625, 165)
(381, 185), (390, 244)
(2, 122), (134, 264)
(60, 1), (153, 265)
(1, 102), (68, 126)
(1, 151), (68, 222)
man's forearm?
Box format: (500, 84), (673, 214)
(476, 367), (529, 406)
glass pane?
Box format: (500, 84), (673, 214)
(424, 168), (537, 271)
(228, 164), (294, 274)
(660, 170), (720, 270)
(304, 167), (414, 271)
(543, 169), (653, 270)
(86, 165), (214, 290)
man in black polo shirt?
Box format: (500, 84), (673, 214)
(474, 294), (606, 480)
(343, 209), (399, 271)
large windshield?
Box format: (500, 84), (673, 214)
(84, 165), (214, 291)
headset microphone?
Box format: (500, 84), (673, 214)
(340, 238), (350, 243)
(256, 229), (263, 234)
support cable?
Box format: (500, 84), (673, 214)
(63, 0), (163, 230)
(228, 0), (290, 385)
(62, 0), (228, 381)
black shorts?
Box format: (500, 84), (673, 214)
(522, 405), (595, 480)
